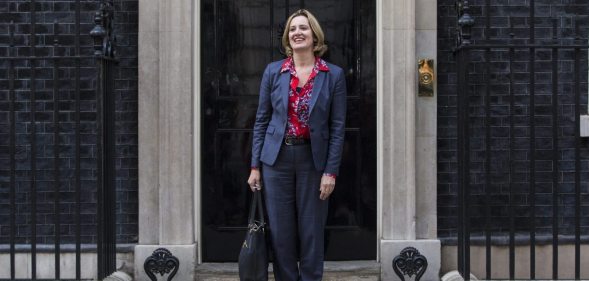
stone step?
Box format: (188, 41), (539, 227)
(195, 260), (381, 281)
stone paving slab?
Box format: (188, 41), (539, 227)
(195, 261), (381, 281)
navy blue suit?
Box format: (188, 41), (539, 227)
(251, 59), (346, 281)
(251, 59), (346, 175)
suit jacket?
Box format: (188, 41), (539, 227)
(251, 59), (347, 175)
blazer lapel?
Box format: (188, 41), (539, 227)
(277, 71), (290, 113)
(309, 71), (326, 114)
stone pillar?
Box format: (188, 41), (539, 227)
(135, 0), (197, 280)
(415, 0), (439, 241)
(379, 0), (440, 280)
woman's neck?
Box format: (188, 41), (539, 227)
(292, 51), (315, 68)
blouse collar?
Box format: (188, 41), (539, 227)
(280, 56), (330, 74)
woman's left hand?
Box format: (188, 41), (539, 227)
(319, 175), (335, 200)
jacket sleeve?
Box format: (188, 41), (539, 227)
(324, 69), (347, 175)
(251, 64), (273, 168)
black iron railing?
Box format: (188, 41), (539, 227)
(454, 0), (589, 280)
(91, 1), (118, 278)
(0, 0), (117, 280)
(455, 0), (589, 280)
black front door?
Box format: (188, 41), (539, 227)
(201, 0), (376, 262)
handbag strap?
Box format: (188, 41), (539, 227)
(256, 190), (265, 225)
(248, 190), (265, 226)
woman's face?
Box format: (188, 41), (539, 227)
(288, 15), (314, 54)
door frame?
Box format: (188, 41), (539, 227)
(192, 0), (384, 263)
(193, 0), (203, 264)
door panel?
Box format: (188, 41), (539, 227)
(201, 0), (376, 262)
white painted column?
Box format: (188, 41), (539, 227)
(137, 0), (160, 247)
(378, 0), (440, 280)
(415, 0), (439, 241)
(135, 0), (197, 280)
(381, 0), (417, 241)
(156, 0), (194, 246)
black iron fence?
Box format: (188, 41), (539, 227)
(0, 0), (117, 280)
(454, 0), (589, 280)
(92, 1), (118, 278)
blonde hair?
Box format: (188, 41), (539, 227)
(282, 9), (328, 57)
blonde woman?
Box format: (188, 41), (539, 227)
(248, 9), (347, 281)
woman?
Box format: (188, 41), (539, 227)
(247, 9), (347, 281)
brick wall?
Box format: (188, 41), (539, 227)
(0, 0), (138, 245)
(438, 0), (589, 244)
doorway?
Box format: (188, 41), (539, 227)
(200, 0), (376, 262)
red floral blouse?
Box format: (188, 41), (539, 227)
(280, 56), (330, 139)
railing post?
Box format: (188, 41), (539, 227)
(455, 1), (475, 280)
(90, 0), (118, 279)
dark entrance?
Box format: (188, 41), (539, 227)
(201, 0), (376, 261)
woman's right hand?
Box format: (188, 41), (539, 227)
(247, 168), (262, 191)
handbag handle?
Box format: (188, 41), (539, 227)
(248, 190), (265, 226)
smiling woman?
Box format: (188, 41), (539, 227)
(247, 9), (348, 280)
(200, 0), (377, 268)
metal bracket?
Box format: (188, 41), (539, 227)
(90, 0), (117, 58)
(392, 247), (428, 281)
(144, 248), (180, 281)
(455, 0), (475, 50)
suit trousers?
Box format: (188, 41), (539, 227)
(262, 143), (329, 281)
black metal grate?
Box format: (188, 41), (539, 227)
(0, 0), (117, 279)
(454, 0), (589, 279)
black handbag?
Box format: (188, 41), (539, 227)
(238, 190), (269, 281)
